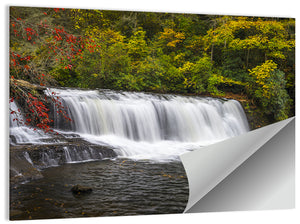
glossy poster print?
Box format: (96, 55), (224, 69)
(9, 6), (295, 220)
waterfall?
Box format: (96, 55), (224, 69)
(46, 88), (250, 161)
(9, 101), (51, 145)
(10, 89), (250, 162)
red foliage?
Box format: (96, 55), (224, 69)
(9, 8), (85, 133)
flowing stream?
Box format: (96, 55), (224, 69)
(10, 88), (250, 220)
(49, 88), (249, 161)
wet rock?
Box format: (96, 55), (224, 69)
(10, 148), (43, 186)
(9, 136), (117, 186)
(10, 141), (117, 173)
(71, 184), (93, 195)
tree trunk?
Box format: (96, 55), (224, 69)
(246, 48), (250, 69)
(211, 44), (214, 62)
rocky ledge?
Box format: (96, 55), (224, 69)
(10, 136), (117, 186)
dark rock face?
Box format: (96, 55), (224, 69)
(71, 184), (93, 195)
(240, 101), (271, 130)
(9, 137), (118, 185)
(24, 143), (117, 168)
(10, 149), (43, 186)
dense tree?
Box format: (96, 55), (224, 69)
(9, 7), (295, 128)
(248, 60), (290, 121)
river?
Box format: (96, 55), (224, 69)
(10, 159), (188, 219)
(9, 88), (250, 220)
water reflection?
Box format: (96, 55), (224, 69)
(10, 159), (189, 220)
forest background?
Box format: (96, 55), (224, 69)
(9, 6), (295, 130)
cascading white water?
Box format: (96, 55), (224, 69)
(9, 101), (50, 145)
(47, 88), (250, 161)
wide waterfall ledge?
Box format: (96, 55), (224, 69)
(10, 88), (250, 164)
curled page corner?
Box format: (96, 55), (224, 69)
(180, 117), (295, 213)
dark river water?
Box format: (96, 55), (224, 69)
(9, 89), (251, 220)
(10, 158), (189, 220)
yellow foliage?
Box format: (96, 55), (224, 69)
(249, 60), (277, 84)
(211, 74), (244, 86)
(159, 28), (185, 47)
(204, 16), (293, 59)
(249, 60), (278, 99)
(179, 61), (194, 73)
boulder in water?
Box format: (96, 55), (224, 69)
(71, 184), (93, 195)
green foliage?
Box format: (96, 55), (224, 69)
(127, 28), (149, 61)
(182, 56), (212, 93)
(134, 56), (166, 92)
(207, 73), (246, 96)
(248, 61), (290, 121)
(114, 73), (143, 91)
(9, 7), (295, 122)
(221, 50), (248, 81)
